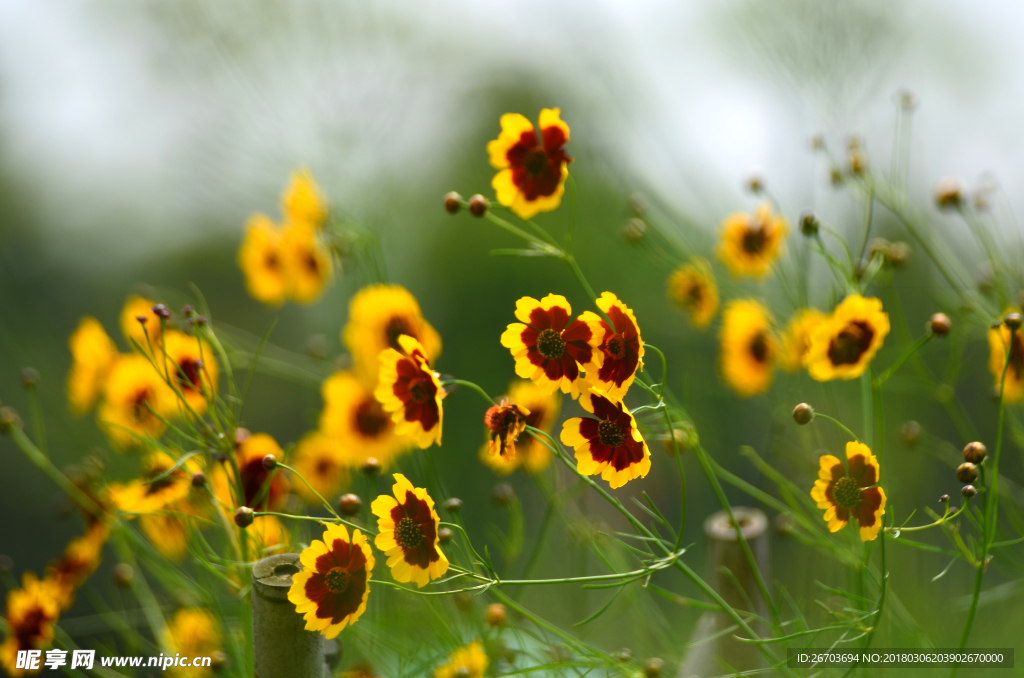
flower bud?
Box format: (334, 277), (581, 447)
(0, 407), (22, 434)
(957, 462), (978, 484)
(829, 168), (844, 186)
(622, 218), (647, 244)
(614, 649), (633, 663)
(934, 177), (965, 210)
(136, 315), (148, 325)
(152, 304), (171, 319)
(644, 658), (665, 678)
(868, 238), (891, 260)
(191, 472), (207, 488)
(210, 651), (228, 673)
(963, 441), (987, 464)
(887, 241), (911, 267)
(234, 427), (251, 446)
(444, 192), (463, 214)
(468, 194), (489, 217)
(745, 174), (763, 194)
(113, 563), (134, 587)
(900, 420), (921, 447)
(792, 403), (814, 426)
(485, 603), (507, 627)
(799, 211), (819, 237)
(1005, 313), (1023, 330)
(848, 150), (867, 175)
(929, 313), (951, 337)
(961, 485), (978, 499)
(810, 135), (826, 151)
(939, 494), (949, 503)
(262, 454), (277, 471)
(628, 192), (649, 216)
(19, 368), (40, 388)
(361, 457), (382, 477)
(443, 497), (463, 514)
(492, 483), (515, 507)
(234, 506), (255, 528)
(438, 526), (454, 545)
(338, 493), (362, 516)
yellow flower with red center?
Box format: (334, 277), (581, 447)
(779, 308), (827, 372)
(586, 292), (644, 399)
(500, 294), (603, 398)
(67, 317), (119, 415)
(161, 330), (218, 416)
(371, 474), (448, 588)
(988, 308), (1024, 402)
(806, 295), (890, 381)
(282, 167), (328, 230)
(488, 109), (572, 219)
(239, 214), (289, 306)
(435, 641), (488, 678)
(720, 299), (777, 397)
(320, 371), (413, 468)
(480, 380), (560, 476)
(343, 284), (442, 385)
(291, 431), (350, 501)
(560, 386), (651, 489)
(108, 451), (197, 515)
(281, 221), (334, 305)
(120, 295), (163, 350)
(483, 398), (530, 461)
(289, 522), (374, 639)
(375, 335), (445, 449)
(717, 204), (787, 279)
(0, 573), (61, 677)
(97, 354), (175, 448)
(667, 259), (720, 329)
(212, 432), (289, 512)
(44, 524), (109, 610)
(162, 608), (222, 677)
(811, 441), (887, 541)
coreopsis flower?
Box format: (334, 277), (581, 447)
(162, 608), (221, 677)
(212, 433), (288, 513)
(67, 317), (119, 415)
(320, 371), (412, 468)
(291, 431), (349, 500)
(140, 514), (189, 560)
(0, 574), (61, 677)
(289, 523), (374, 639)
(487, 108), (572, 219)
(717, 204), (787, 279)
(483, 398), (530, 461)
(371, 473), (449, 588)
(343, 284), (442, 384)
(666, 259), (719, 329)
(720, 299), (777, 397)
(120, 295), (164, 351)
(560, 386), (651, 489)
(97, 354), (175, 448)
(282, 167), (328, 230)
(480, 380), (559, 475)
(435, 641), (488, 678)
(44, 524), (109, 610)
(500, 294), (603, 397)
(805, 295), (890, 381)
(586, 292), (644, 399)
(811, 441), (886, 541)
(778, 308), (827, 372)
(238, 214), (289, 306)
(988, 309), (1024, 402)
(281, 221), (334, 305)
(107, 451), (196, 514)
(161, 330), (218, 415)
(375, 335), (445, 449)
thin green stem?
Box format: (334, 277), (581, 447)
(812, 412), (861, 444)
(441, 379), (495, 406)
(483, 211), (550, 248)
(275, 463), (347, 525)
(875, 333), (933, 387)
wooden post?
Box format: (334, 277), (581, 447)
(678, 507), (770, 678)
(252, 553), (335, 678)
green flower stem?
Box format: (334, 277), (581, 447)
(563, 254), (599, 307)
(24, 381), (47, 457)
(440, 379), (495, 405)
(884, 502), (969, 534)
(483, 211), (551, 248)
(843, 530), (887, 678)
(874, 333), (933, 387)
(6, 424), (106, 518)
(489, 588), (616, 663)
(812, 412), (861, 444)
(275, 463), (345, 524)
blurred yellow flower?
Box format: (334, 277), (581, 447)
(720, 299), (776, 397)
(291, 431), (349, 501)
(238, 214), (289, 306)
(435, 641), (488, 678)
(488, 108), (572, 219)
(320, 370), (412, 468)
(140, 513), (190, 561)
(108, 451), (196, 515)
(779, 308), (827, 372)
(161, 330), (218, 416)
(811, 441), (886, 541)
(162, 608), (221, 677)
(282, 167), (328, 230)
(212, 432), (289, 512)
(67, 316), (119, 415)
(120, 295), (163, 350)
(44, 523), (108, 610)
(988, 308), (1024, 402)
(667, 259), (719, 329)
(282, 221), (334, 304)
(806, 295), (889, 381)
(560, 385), (651, 489)
(371, 474), (448, 588)
(480, 380), (559, 476)
(717, 204), (787, 279)
(0, 573), (61, 677)
(97, 354), (175, 448)
(375, 335), (445, 449)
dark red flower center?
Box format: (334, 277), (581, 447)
(315, 458), (333, 476)
(1010, 332), (1024, 379)
(832, 476), (862, 508)
(325, 566), (351, 593)
(15, 608), (48, 647)
(131, 389), (154, 422)
(524, 148), (549, 176)
(304, 251), (320, 275)
(536, 328), (566, 359)
(598, 420), (625, 447)
(828, 321), (874, 366)
(742, 226), (767, 254)
(144, 467), (176, 496)
(750, 333), (769, 363)
(354, 398), (389, 437)
(408, 377), (431, 403)
(264, 252), (281, 271)
(525, 407), (545, 428)
(177, 358), (202, 393)
(394, 516), (423, 549)
(605, 333), (627, 359)
(385, 316), (415, 351)
(686, 283), (703, 304)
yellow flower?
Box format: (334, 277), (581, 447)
(811, 441), (886, 541)
(289, 523), (374, 639)
(211, 432), (289, 511)
(585, 292), (645, 400)
(371, 473), (449, 588)
(720, 299), (776, 397)
(44, 524), (108, 611)
(667, 259), (719, 329)
(67, 317), (119, 415)
(435, 641), (488, 678)
(238, 214), (289, 306)
(282, 167), (328, 230)
(480, 380), (561, 476)
(162, 608), (221, 677)
(560, 385), (651, 489)
(375, 335), (445, 449)
(779, 308), (827, 372)
(988, 308), (1024, 402)
(806, 295), (890, 381)
(248, 515), (288, 553)
(291, 431), (349, 501)
(716, 204), (787, 279)
(488, 108), (572, 219)
(140, 514), (190, 560)
(320, 371), (413, 468)
(161, 330), (218, 416)
(483, 399), (530, 461)
(281, 221), (334, 304)
(97, 354), (175, 448)
(107, 451), (197, 515)
(343, 284), (442, 385)
(120, 295), (163, 351)
(0, 573), (61, 677)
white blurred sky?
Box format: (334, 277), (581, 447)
(1, 0), (1022, 270)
